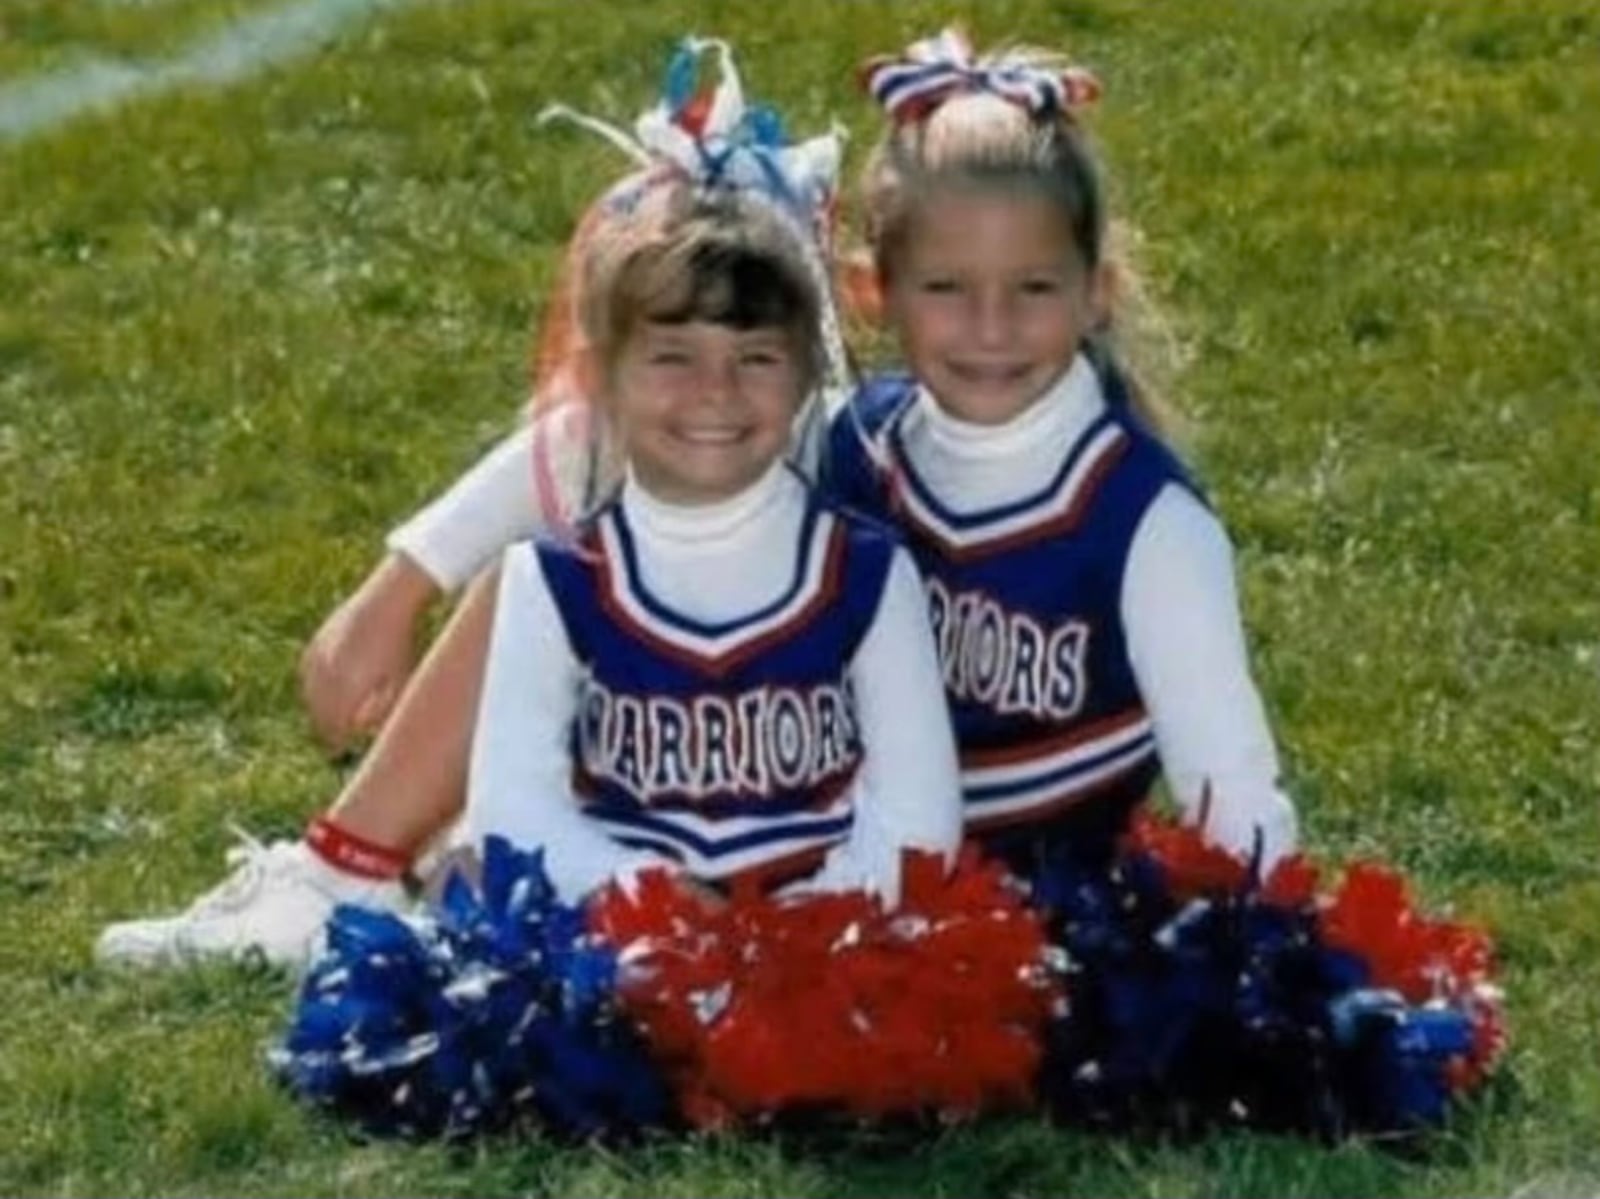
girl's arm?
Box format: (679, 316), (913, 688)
(465, 541), (667, 902)
(301, 424), (544, 751)
(1123, 486), (1299, 867)
(814, 546), (964, 902)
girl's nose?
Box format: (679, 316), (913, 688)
(699, 353), (739, 404)
(972, 289), (1012, 347)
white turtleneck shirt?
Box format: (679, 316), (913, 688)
(464, 463), (964, 902)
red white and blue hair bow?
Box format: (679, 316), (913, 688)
(860, 27), (1101, 125)
(539, 37), (842, 247)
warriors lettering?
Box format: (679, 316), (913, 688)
(575, 675), (862, 803)
(924, 578), (1088, 717)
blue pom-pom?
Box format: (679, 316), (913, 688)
(269, 836), (672, 1140)
(1331, 990), (1476, 1130)
(1035, 839), (1485, 1138)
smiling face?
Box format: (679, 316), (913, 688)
(884, 186), (1108, 426)
(577, 189), (823, 506)
(606, 319), (805, 505)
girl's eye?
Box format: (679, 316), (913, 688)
(648, 351), (692, 366)
(739, 351), (784, 368)
(1021, 278), (1063, 295)
(919, 278), (960, 295)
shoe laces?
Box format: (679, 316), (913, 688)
(183, 825), (306, 919)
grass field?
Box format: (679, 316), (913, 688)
(3, 0), (1598, 1194)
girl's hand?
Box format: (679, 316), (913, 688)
(298, 553), (441, 755)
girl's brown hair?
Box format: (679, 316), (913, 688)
(579, 180), (825, 394)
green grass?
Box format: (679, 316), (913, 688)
(0, 0), (272, 77)
(3, 0), (1598, 1193)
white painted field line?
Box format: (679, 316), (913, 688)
(0, 0), (426, 144)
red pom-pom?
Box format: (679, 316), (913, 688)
(1262, 853), (1320, 907)
(1322, 864), (1486, 1002)
(589, 852), (1060, 1126)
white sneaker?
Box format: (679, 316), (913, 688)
(95, 830), (408, 971)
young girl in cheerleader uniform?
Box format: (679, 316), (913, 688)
(463, 171), (961, 901)
(95, 42), (943, 966)
(829, 27), (1298, 880)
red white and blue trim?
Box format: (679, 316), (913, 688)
(883, 411), (1129, 561)
(587, 502), (850, 676)
(960, 707), (1156, 832)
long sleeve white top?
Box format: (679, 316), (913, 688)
(465, 464), (963, 904)
(895, 356), (1298, 866)
(386, 422), (543, 591)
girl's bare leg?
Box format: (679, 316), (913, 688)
(317, 567), (498, 856)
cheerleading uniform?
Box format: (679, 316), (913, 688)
(465, 462), (962, 902)
(823, 353), (1296, 874)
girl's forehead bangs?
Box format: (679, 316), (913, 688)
(637, 242), (816, 332)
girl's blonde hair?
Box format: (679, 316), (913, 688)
(860, 48), (1181, 442)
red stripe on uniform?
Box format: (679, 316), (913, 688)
(959, 706), (1150, 773)
(965, 773), (1153, 835)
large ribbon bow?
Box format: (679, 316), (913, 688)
(539, 37), (841, 243)
(861, 27), (1100, 125)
